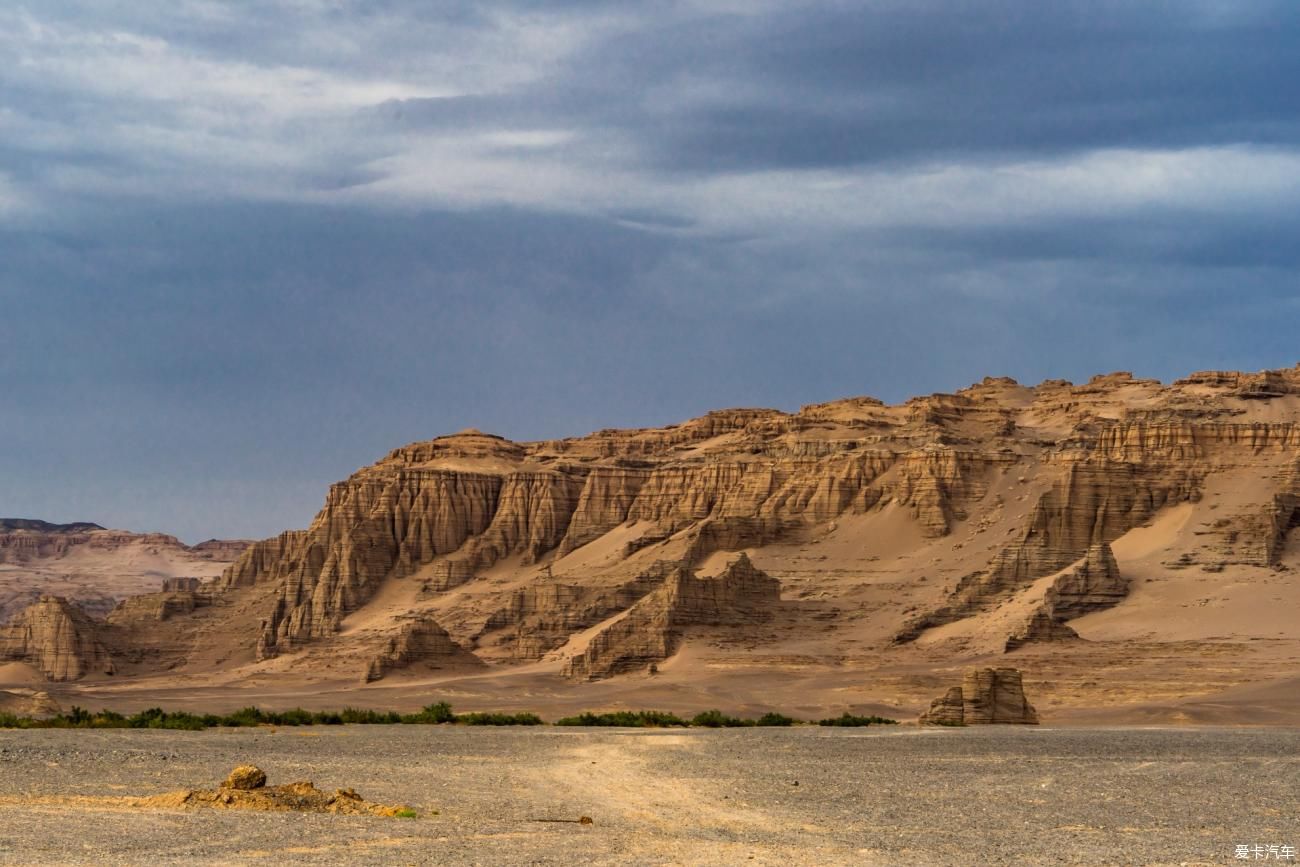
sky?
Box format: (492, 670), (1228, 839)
(3, 1), (1300, 541)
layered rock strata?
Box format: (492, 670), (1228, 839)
(1005, 543), (1127, 650)
(0, 521), (248, 625)
(478, 564), (672, 661)
(0, 523), (243, 565)
(0, 596), (115, 681)
(364, 617), (477, 682)
(895, 423), (1300, 642)
(106, 589), (209, 625)
(918, 687), (966, 725)
(562, 554), (781, 680)
(227, 430), (1003, 660)
(17, 364), (1300, 695)
(919, 668), (1039, 725)
(1004, 609), (1080, 650)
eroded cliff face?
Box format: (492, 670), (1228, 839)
(225, 421), (1007, 661)
(0, 596), (114, 681)
(896, 413), (1300, 642)
(207, 366), (1300, 669)
(240, 467), (506, 657)
(22, 365), (1300, 709)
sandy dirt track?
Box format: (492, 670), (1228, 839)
(0, 726), (1296, 866)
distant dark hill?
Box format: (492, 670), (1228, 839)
(0, 519), (106, 533)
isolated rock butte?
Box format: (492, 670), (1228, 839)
(919, 668), (1040, 725)
(10, 365), (1300, 701)
(0, 596), (114, 681)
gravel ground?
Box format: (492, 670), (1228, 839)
(0, 725), (1295, 866)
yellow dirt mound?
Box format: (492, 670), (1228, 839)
(137, 767), (414, 817)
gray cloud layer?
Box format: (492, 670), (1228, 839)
(2, 1), (1298, 540)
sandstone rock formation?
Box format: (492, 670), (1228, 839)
(563, 554), (781, 680)
(1005, 542), (1126, 650)
(0, 520), (248, 624)
(364, 616), (478, 682)
(918, 687), (966, 726)
(213, 366), (1300, 672)
(0, 688), (62, 718)
(0, 596), (114, 681)
(105, 589), (207, 625)
(0, 518), (105, 536)
(919, 668), (1039, 725)
(225, 417), (1005, 661)
(1004, 608), (1080, 651)
(1045, 542), (1127, 619)
(478, 562), (673, 661)
(189, 540), (255, 560)
(13, 365), (1300, 727)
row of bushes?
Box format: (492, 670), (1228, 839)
(686, 710), (899, 727)
(0, 702), (541, 730)
(0, 704), (894, 730)
(554, 710), (691, 727)
(818, 713), (899, 727)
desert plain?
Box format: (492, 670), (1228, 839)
(2, 725), (1297, 866)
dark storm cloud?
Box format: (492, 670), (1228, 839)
(643, 1), (1300, 171)
(368, 1), (1300, 173)
(2, 1), (1299, 539)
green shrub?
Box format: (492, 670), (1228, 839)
(156, 712), (206, 731)
(340, 707), (401, 725)
(755, 712), (796, 727)
(0, 703), (864, 730)
(127, 707), (166, 728)
(456, 711), (544, 726)
(219, 706), (267, 727)
(553, 710), (689, 728)
(401, 702), (457, 725)
(0, 702), (517, 729)
(690, 709), (754, 728)
(105, 707), (207, 730)
(261, 708), (312, 726)
(817, 712), (899, 727)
